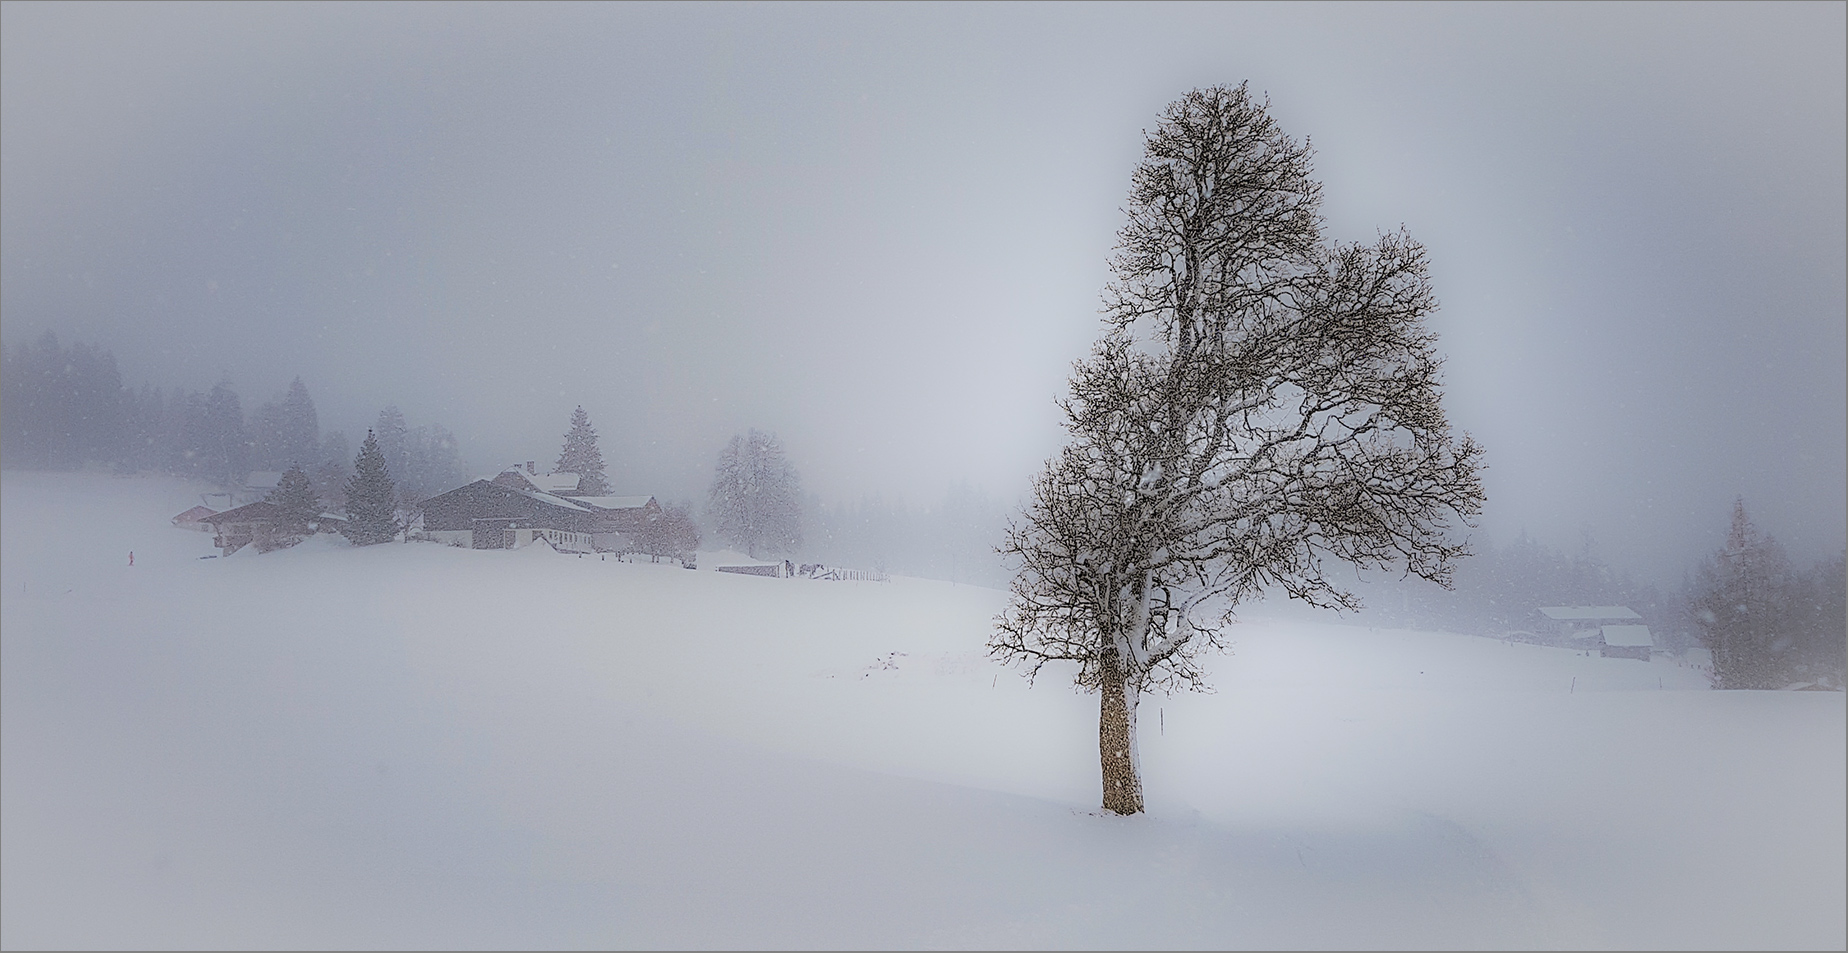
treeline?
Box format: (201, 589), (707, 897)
(1359, 503), (1845, 689)
(1686, 500), (1846, 689)
(1, 331), (463, 506)
(1359, 530), (1672, 642)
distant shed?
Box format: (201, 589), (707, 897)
(1538, 606), (1642, 624)
(1598, 624), (1655, 661)
(1538, 606), (1641, 640)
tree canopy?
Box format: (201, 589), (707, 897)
(994, 84), (1484, 814)
(708, 429), (802, 559)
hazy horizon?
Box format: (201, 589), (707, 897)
(4, 2), (1843, 586)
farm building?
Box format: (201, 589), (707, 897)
(196, 502), (344, 554)
(418, 480), (595, 552)
(1538, 605), (1642, 637)
(171, 505), (218, 532)
(422, 463), (665, 553)
(198, 501), (288, 555)
(1538, 606), (1653, 660)
(1597, 624), (1655, 661)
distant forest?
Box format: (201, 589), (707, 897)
(0, 331), (461, 507)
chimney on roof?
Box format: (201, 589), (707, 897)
(527, 461), (536, 474)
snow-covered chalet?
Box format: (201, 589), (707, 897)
(416, 462), (662, 553)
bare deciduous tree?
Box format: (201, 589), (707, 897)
(993, 84), (1485, 815)
(708, 428), (803, 559)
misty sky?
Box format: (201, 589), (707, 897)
(3, 2), (1843, 585)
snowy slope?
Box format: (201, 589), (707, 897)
(3, 472), (1842, 949)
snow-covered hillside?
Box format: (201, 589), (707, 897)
(3, 472), (1842, 949)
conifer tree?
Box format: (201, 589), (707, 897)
(202, 382), (250, 487)
(398, 423), (464, 504)
(373, 405), (409, 481)
(252, 377), (321, 470)
(262, 464), (320, 549)
(1689, 498), (1797, 689)
(316, 430), (353, 506)
(554, 405), (610, 495)
(342, 430), (399, 545)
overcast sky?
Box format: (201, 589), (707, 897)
(3, 1), (1843, 585)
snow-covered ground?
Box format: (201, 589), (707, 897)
(4, 471), (1842, 949)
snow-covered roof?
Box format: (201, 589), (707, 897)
(1600, 624), (1654, 648)
(494, 466), (581, 494)
(171, 505), (218, 523)
(531, 472), (581, 493)
(1538, 606), (1641, 621)
(513, 488), (590, 512)
(201, 501), (285, 523)
(570, 495), (655, 511)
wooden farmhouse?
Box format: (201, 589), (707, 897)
(196, 502), (343, 555)
(418, 466), (662, 553)
(199, 501), (288, 555)
(419, 480), (595, 551)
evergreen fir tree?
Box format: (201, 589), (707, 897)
(249, 399), (288, 470)
(342, 430), (399, 546)
(373, 405), (410, 485)
(265, 464), (321, 538)
(261, 464), (320, 549)
(202, 382), (250, 487)
(316, 430), (353, 507)
(278, 377), (320, 466)
(397, 423), (465, 504)
(255, 377), (322, 470)
(553, 405), (610, 495)
(1689, 498), (1797, 689)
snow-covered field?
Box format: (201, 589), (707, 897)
(3, 472), (1842, 949)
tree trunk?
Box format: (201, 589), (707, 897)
(1099, 653), (1145, 814)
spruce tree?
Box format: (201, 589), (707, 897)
(265, 464), (321, 540)
(342, 430), (399, 545)
(249, 399), (288, 471)
(316, 430), (353, 506)
(1689, 498), (1797, 689)
(553, 405), (610, 495)
(202, 382), (250, 487)
(277, 377), (320, 467)
(373, 405), (409, 481)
